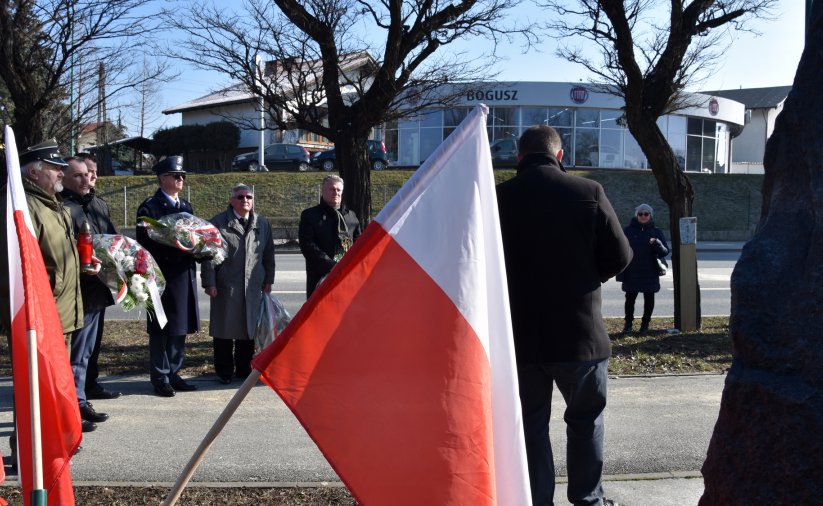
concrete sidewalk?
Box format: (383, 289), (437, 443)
(0, 373), (722, 505)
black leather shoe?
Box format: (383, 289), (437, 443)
(86, 386), (122, 400)
(154, 383), (176, 397)
(171, 380), (198, 392)
(80, 403), (109, 423)
(218, 376), (232, 385)
(81, 420), (97, 433)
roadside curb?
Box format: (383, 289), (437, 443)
(0, 471), (704, 488)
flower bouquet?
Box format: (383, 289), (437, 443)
(93, 234), (167, 327)
(137, 212), (227, 264)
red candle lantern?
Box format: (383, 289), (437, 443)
(78, 220), (94, 273)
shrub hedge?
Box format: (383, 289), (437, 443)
(95, 169), (763, 240)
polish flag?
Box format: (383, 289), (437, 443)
(252, 105), (531, 504)
(4, 126), (81, 505)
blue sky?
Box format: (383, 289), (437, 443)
(144, 2), (805, 136)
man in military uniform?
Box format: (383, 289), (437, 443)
(135, 156), (200, 397)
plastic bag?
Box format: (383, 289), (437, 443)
(253, 293), (293, 353)
(656, 257), (669, 276)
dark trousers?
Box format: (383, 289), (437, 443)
(624, 291), (655, 322)
(519, 359), (608, 506)
(149, 334), (186, 385)
(85, 308), (106, 393)
(213, 338), (254, 380)
(70, 309), (103, 408)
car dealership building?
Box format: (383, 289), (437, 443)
(165, 80), (746, 172)
(384, 82), (745, 172)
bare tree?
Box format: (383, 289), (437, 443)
(132, 56), (163, 139)
(0, 0), (173, 151)
(170, 0), (535, 225)
(543, 0), (776, 328)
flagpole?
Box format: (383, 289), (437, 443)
(162, 370), (262, 506)
(26, 329), (47, 505)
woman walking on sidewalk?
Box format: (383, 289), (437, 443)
(617, 203), (669, 335)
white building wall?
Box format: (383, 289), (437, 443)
(181, 103), (270, 148)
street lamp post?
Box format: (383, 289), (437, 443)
(255, 55), (266, 172)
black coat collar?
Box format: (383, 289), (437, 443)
(515, 153), (567, 174)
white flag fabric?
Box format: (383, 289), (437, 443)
(253, 104), (531, 504)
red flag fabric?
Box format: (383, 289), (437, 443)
(4, 126), (81, 505)
(252, 105), (531, 505)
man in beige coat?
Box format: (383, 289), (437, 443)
(201, 183), (275, 384)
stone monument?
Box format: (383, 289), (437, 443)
(699, 5), (823, 504)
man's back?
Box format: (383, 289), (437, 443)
(497, 153), (631, 364)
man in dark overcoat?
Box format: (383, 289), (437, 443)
(298, 175), (361, 297)
(497, 125), (632, 506)
(136, 156), (200, 397)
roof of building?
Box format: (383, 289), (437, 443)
(163, 51), (375, 115)
(703, 86), (792, 109)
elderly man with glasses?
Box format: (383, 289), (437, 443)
(135, 156), (201, 397)
(201, 183), (275, 384)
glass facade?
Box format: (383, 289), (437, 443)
(384, 105), (734, 172)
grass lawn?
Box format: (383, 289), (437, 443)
(1, 317), (732, 378)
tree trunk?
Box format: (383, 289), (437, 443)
(700, 5), (823, 503)
(626, 113), (700, 330)
(334, 134), (372, 228)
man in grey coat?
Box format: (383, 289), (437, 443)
(202, 184), (275, 384)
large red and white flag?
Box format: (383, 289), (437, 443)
(4, 126), (81, 505)
(252, 105), (530, 504)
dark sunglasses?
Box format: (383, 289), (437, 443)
(637, 212), (650, 217)
(163, 173), (186, 180)
(235, 195), (254, 200)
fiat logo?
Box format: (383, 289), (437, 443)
(570, 86), (589, 104)
(708, 98), (719, 116)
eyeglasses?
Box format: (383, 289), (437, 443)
(637, 212), (650, 217)
(163, 173), (185, 180)
(235, 195), (254, 200)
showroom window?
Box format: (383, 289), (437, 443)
(598, 109), (624, 169)
(488, 107), (519, 144)
(574, 109), (600, 167)
(444, 107), (471, 141)
(686, 118), (724, 173)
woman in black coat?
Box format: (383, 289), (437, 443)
(616, 203), (669, 334)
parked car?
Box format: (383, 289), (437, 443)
(111, 160), (134, 176)
(490, 138), (518, 167)
(232, 143), (311, 172)
(310, 140), (389, 171)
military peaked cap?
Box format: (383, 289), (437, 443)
(19, 140), (68, 168)
(152, 156), (186, 175)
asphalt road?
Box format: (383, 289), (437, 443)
(1, 248), (736, 502)
(0, 374), (724, 484)
(107, 249), (740, 323)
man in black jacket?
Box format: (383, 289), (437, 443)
(62, 156), (119, 432)
(298, 175), (361, 297)
(497, 125), (632, 506)
(136, 157), (200, 397)
(75, 152), (122, 401)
